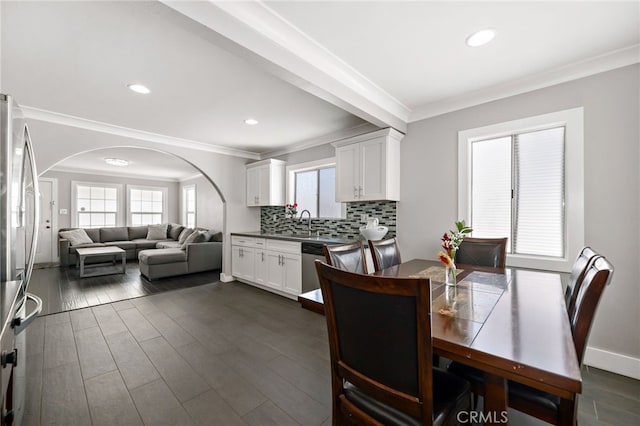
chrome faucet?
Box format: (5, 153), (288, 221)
(299, 209), (312, 236)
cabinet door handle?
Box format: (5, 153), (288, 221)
(261, 252), (264, 262)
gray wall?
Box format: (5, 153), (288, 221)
(179, 175), (224, 232)
(398, 64), (639, 368)
(42, 170), (181, 230)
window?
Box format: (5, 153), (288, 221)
(182, 184), (196, 228)
(287, 159), (343, 219)
(128, 186), (168, 226)
(72, 182), (122, 228)
(458, 108), (584, 272)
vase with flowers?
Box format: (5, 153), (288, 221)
(437, 220), (473, 286)
(284, 203), (298, 219)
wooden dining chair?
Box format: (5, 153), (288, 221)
(315, 260), (471, 425)
(454, 237), (507, 268)
(368, 237), (402, 272)
(447, 255), (614, 426)
(565, 246), (598, 318)
(323, 241), (368, 274)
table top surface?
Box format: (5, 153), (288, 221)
(75, 246), (126, 255)
(301, 258), (582, 395)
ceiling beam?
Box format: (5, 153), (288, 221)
(160, 0), (409, 133)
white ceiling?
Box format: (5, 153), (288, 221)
(2, 0), (639, 173)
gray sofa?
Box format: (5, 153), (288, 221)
(58, 224), (222, 279)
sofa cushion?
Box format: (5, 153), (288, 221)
(131, 239), (160, 250)
(138, 248), (187, 265)
(178, 228), (194, 244)
(156, 241), (182, 249)
(100, 227), (129, 242)
(181, 230), (206, 249)
(147, 224), (168, 240)
(168, 223), (185, 240)
(84, 228), (101, 243)
(104, 241), (137, 251)
(128, 226), (148, 240)
(69, 243), (106, 253)
(205, 231), (223, 242)
(59, 229), (93, 246)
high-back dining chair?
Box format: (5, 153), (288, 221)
(368, 237), (402, 272)
(565, 246), (598, 318)
(323, 241), (368, 274)
(315, 261), (471, 425)
(454, 237), (507, 268)
(448, 254), (614, 426)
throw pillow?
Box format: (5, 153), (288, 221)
(59, 229), (93, 246)
(168, 223), (185, 240)
(146, 224), (168, 240)
(180, 230), (206, 250)
(178, 228), (194, 244)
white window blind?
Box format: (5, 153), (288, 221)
(471, 126), (565, 258)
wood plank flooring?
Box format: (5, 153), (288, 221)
(29, 263), (221, 315)
(23, 278), (640, 425)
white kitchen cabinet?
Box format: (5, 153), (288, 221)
(232, 235), (302, 299)
(333, 128), (403, 202)
(246, 159), (286, 206)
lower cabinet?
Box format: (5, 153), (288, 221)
(232, 236), (302, 299)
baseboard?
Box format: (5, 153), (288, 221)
(584, 346), (640, 380)
(219, 272), (235, 283)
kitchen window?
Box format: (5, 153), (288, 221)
(286, 159), (344, 219)
(128, 185), (168, 226)
(182, 184), (196, 228)
(72, 182), (123, 228)
(458, 108), (584, 272)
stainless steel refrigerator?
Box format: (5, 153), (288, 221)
(1, 93), (43, 425)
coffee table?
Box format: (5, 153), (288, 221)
(75, 247), (126, 278)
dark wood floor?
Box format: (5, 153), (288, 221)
(30, 263), (221, 315)
(22, 280), (640, 425)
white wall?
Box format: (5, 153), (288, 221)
(42, 170), (180, 229)
(28, 120), (259, 279)
(399, 64), (640, 377)
(179, 175), (224, 232)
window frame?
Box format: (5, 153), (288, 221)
(71, 181), (124, 228)
(182, 184), (197, 228)
(458, 107), (584, 272)
(126, 184), (169, 227)
(286, 158), (346, 219)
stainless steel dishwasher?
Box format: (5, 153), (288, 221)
(301, 242), (325, 292)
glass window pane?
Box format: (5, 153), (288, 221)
(78, 213), (90, 227)
(91, 187), (105, 199)
(105, 188), (117, 200)
(514, 127), (565, 257)
(319, 167), (341, 218)
(130, 189), (141, 201)
(142, 190), (153, 201)
(295, 170), (318, 218)
(91, 199), (105, 212)
(152, 191), (162, 202)
(141, 201), (153, 212)
(77, 186), (91, 198)
(91, 213), (104, 226)
(78, 199), (90, 212)
(152, 214), (162, 224)
(187, 213), (195, 228)
(105, 200), (117, 212)
(105, 213), (116, 227)
(471, 137), (512, 245)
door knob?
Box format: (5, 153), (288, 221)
(46, 226), (51, 229)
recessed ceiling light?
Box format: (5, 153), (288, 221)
(104, 158), (129, 166)
(244, 118), (259, 126)
(127, 83), (151, 94)
(466, 29), (496, 47)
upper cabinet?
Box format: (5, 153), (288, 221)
(333, 128), (404, 202)
(246, 159), (286, 207)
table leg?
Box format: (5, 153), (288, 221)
(121, 252), (126, 274)
(79, 255), (85, 277)
(484, 373), (509, 425)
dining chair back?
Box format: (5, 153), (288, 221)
(368, 237), (402, 272)
(565, 246), (598, 318)
(455, 237), (507, 268)
(315, 261), (470, 425)
(322, 241), (368, 274)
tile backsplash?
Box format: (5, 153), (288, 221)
(260, 201), (396, 240)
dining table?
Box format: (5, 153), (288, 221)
(298, 259), (582, 425)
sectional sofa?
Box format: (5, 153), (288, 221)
(58, 223), (222, 279)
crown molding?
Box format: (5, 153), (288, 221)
(161, 0), (409, 132)
(409, 44), (640, 123)
(49, 166), (185, 183)
(261, 122), (381, 158)
(22, 106), (261, 160)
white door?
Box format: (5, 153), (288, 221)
(35, 178), (56, 264)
